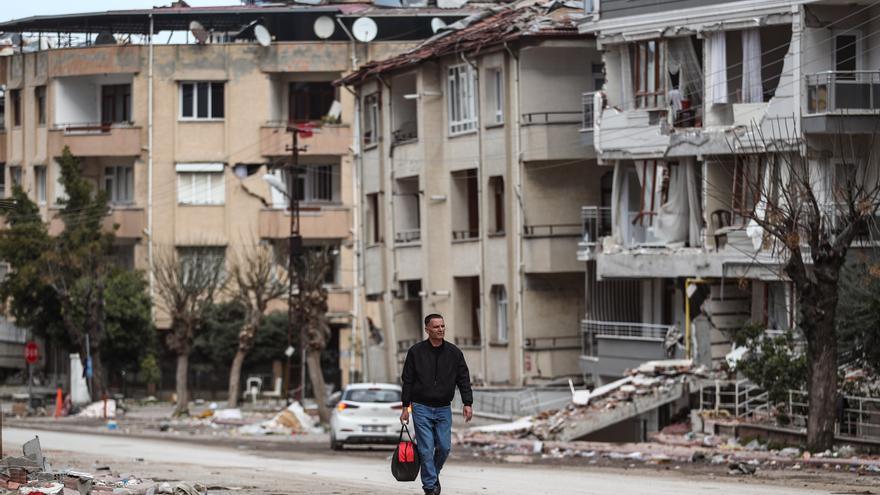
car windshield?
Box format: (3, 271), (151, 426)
(343, 388), (401, 403)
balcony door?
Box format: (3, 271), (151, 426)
(101, 84), (131, 125)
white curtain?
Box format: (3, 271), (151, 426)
(655, 164), (688, 244)
(685, 160), (703, 247)
(610, 161), (625, 245)
(667, 37), (704, 109)
(707, 31), (728, 105)
(620, 45), (633, 110)
(741, 29), (763, 103)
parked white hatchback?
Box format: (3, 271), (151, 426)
(329, 382), (405, 450)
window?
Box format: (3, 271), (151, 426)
(180, 82), (224, 119)
(451, 169), (479, 240)
(177, 246), (226, 282)
(176, 163), (225, 205)
(447, 64), (477, 134)
(302, 245), (339, 285)
(52, 160), (67, 203)
(0, 164), (5, 198)
(363, 93), (379, 147)
(35, 86), (46, 126)
(0, 87), (6, 130)
(834, 33), (860, 73)
(293, 164), (338, 203)
(34, 166), (47, 204)
(289, 82), (335, 122)
(485, 68), (503, 125)
(489, 176), (504, 235)
(631, 40), (664, 108)
(102, 84), (131, 124)
(104, 165), (134, 204)
(9, 166), (21, 188)
(492, 285), (508, 343)
(366, 192), (382, 244)
(10, 89), (21, 127)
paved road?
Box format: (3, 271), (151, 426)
(3, 427), (829, 495)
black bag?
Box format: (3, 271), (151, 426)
(391, 423), (420, 482)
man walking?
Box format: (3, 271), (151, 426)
(400, 313), (473, 495)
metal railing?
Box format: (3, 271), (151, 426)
(805, 71), (880, 114)
(523, 335), (581, 351)
(581, 320), (673, 356)
(521, 111), (582, 125)
(452, 229), (479, 241)
(582, 91), (596, 131)
(581, 206), (612, 246)
(454, 336), (481, 348)
(451, 388), (572, 420)
(54, 121), (133, 134)
(787, 390), (880, 439)
(523, 223), (581, 238)
(395, 229), (421, 244)
(697, 379), (770, 419)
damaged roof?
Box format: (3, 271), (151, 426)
(338, 0), (588, 86)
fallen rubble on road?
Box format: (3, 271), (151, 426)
(467, 359), (707, 442)
(0, 436), (212, 495)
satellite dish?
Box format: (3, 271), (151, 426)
(431, 18), (447, 34)
(254, 24), (271, 47)
(314, 16), (335, 39)
(189, 20), (209, 44)
(352, 17), (378, 43)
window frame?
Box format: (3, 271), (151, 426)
(10, 89), (21, 128)
(447, 63), (477, 136)
(179, 81), (225, 121)
(104, 165), (135, 205)
(294, 164), (339, 203)
(363, 93), (380, 148)
(35, 86), (46, 126)
(484, 67), (504, 126)
(833, 30), (862, 73)
(101, 84), (132, 125)
(9, 166), (21, 188)
(34, 166), (47, 205)
(630, 40), (665, 109)
(176, 163), (226, 205)
(288, 81), (336, 123)
(493, 285), (508, 344)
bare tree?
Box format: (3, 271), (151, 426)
(731, 120), (880, 450)
(153, 246), (227, 416)
(292, 247), (335, 423)
(225, 242), (287, 407)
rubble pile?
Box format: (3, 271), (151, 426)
(468, 359), (708, 441)
(0, 437), (211, 495)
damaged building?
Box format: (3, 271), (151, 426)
(339, 0), (603, 386)
(578, 0), (880, 384)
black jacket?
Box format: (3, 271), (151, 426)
(401, 339), (473, 407)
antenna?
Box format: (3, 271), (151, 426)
(254, 24), (272, 47)
(189, 20), (209, 44)
(352, 17), (378, 43)
(430, 18), (447, 34)
(313, 16), (335, 39)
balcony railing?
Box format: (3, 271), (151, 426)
(396, 338), (420, 354)
(806, 71), (880, 114)
(454, 336), (481, 348)
(521, 111), (582, 125)
(395, 229), (421, 244)
(581, 319), (674, 357)
(581, 206), (612, 246)
(581, 91), (596, 131)
(523, 335), (581, 351)
(523, 223), (581, 238)
(452, 229), (479, 241)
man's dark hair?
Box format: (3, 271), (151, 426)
(424, 313), (444, 327)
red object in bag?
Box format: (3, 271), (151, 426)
(398, 441), (415, 463)
(391, 424), (420, 481)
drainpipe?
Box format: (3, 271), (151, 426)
(505, 41), (526, 387)
(147, 14), (155, 308)
(345, 84), (366, 383)
(461, 52), (489, 385)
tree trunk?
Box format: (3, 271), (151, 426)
(227, 349), (247, 408)
(804, 280), (840, 452)
(90, 344), (106, 400)
(174, 353), (190, 417)
(307, 350), (330, 423)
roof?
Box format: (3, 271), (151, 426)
(338, 0), (586, 86)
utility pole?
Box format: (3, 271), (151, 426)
(285, 124), (304, 403)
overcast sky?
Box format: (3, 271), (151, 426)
(3, 1), (241, 22)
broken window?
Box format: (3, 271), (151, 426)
(35, 86), (46, 126)
(667, 36), (703, 127)
(488, 175), (504, 235)
(630, 40), (665, 108)
(366, 192), (382, 244)
(730, 156), (765, 226)
(707, 26), (791, 105)
(289, 82), (335, 122)
(363, 93), (380, 147)
(101, 84), (131, 124)
(447, 63), (477, 134)
(451, 169), (479, 240)
(180, 82), (224, 119)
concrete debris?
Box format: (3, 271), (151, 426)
(75, 400), (117, 419)
(728, 461), (757, 475)
(0, 436), (207, 495)
(237, 401), (321, 435)
(778, 447), (801, 458)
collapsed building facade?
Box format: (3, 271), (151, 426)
(0, 1), (481, 395)
(578, 0), (880, 384)
(340, 0), (602, 385)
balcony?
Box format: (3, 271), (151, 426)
(49, 207), (145, 238)
(521, 111), (594, 162)
(580, 320), (678, 378)
(258, 207), (350, 239)
(48, 124), (142, 157)
(259, 122), (351, 157)
(577, 206), (612, 261)
(523, 223), (582, 273)
(804, 71), (880, 134)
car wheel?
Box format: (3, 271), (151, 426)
(330, 433), (344, 451)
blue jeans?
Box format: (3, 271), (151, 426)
(411, 403), (452, 493)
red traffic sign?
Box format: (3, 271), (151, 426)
(24, 341), (39, 364)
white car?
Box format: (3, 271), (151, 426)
(329, 383), (405, 450)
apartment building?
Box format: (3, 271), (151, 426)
(340, 0), (602, 386)
(577, 0), (880, 383)
(0, 2), (478, 393)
